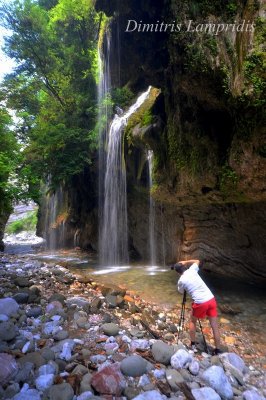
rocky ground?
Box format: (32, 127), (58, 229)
(0, 254), (265, 400)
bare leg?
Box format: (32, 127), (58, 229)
(189, 314), (197, 343)
(208, 316), (220, 348)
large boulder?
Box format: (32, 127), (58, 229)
(202, 365), (233, 400)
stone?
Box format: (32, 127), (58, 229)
(72, 364), (89, 376)
(48, 293), (66, 305)
(14, 362), (34, 383)
(151, 340), (175, 365)
(221, 352), (246, 373)
(13, 387), (41, 400)
(26, 306), (42, 318)
(76, 317), (88, 328)
(41, 348), (55, 361)
(46, 301), (63, 314)
(53, 330), (69, 341)
(171, 349), (193, 369)
(0, 297), (19, 316)
(13, 293), (29, 304)
(4, 382), (20, 398)
(192, 387), (222, 400)
(77, 392), (94, 400)
(91, 363), (126, 396)
(166, 369), (184, 390)
(49, 383), (74, 400)
(66, 296), (90, 309)
(90, 297), (102, 312)
(80, 372), (93, 393)
(102, 322), (120, 336)
(18, 352), (46, 368)
(202, 366), (233, 400)
(38, 364), (57, 376)
(14, 277), (31, 287)
(132, 390), (166, 400)
(35, 374), (54, 391)
(242, 390), (265, 400)
(124, 386), (141, 400)
(0, 353), (19, 385)
(0, 314), (9, 322)
(189, 360), (200, 375)
(0, 320), (18, 341)
(120, 355), (147, 377)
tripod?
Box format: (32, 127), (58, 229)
(177, 291), (187, 340)
(177, 291), (209, 353)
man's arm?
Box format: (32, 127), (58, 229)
(178, 259), (200, 266)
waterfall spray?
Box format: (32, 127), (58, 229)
(147, 150), (156, 266)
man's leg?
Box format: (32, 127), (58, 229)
(189, 313), (197, 343)
(208, 316), (220, 348)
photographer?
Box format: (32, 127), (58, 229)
(173, 259), (222, 355)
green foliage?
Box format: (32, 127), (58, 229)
(219, 165), (238, 194)
(111, 87), (134, 108)
(6, 210), (37, 233)
(0, 0), (102, 189)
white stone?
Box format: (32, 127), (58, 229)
(132, 389), (166, 400)
(189, 360), (200, 375)
(243, 389), (265, 400)
(76, 392), (94, 400)
(59, 342), (73, 361)
(35, 374), (54, 391)
(153, 369), (166, 379)
(38, 364), (57, 376)
(170, 349), (193, 369)
(192, 387), (221, 400)
(138, 374), (150, 387)
(131, 339), (150, 351)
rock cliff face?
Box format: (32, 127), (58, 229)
(38, 0), (265, 283)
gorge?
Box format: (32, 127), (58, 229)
(0, 0), (265, 285)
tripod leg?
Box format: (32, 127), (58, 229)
(198, 319), (209, 354)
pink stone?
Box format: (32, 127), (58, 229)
(91, 363), (126, 395)
(0, 353), (18, 385)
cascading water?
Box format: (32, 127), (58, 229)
(99, 87), (152, 266)
(44, 186), (67, 250)
(147, 150), (156, 266)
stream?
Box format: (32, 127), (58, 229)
(3, 232), (266, 365)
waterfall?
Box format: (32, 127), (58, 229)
(99, 87), (152, 265)
(147, 150), (156, 266)
(44, 186), (67, 250)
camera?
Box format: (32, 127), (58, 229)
(170, 263), (184, 272)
